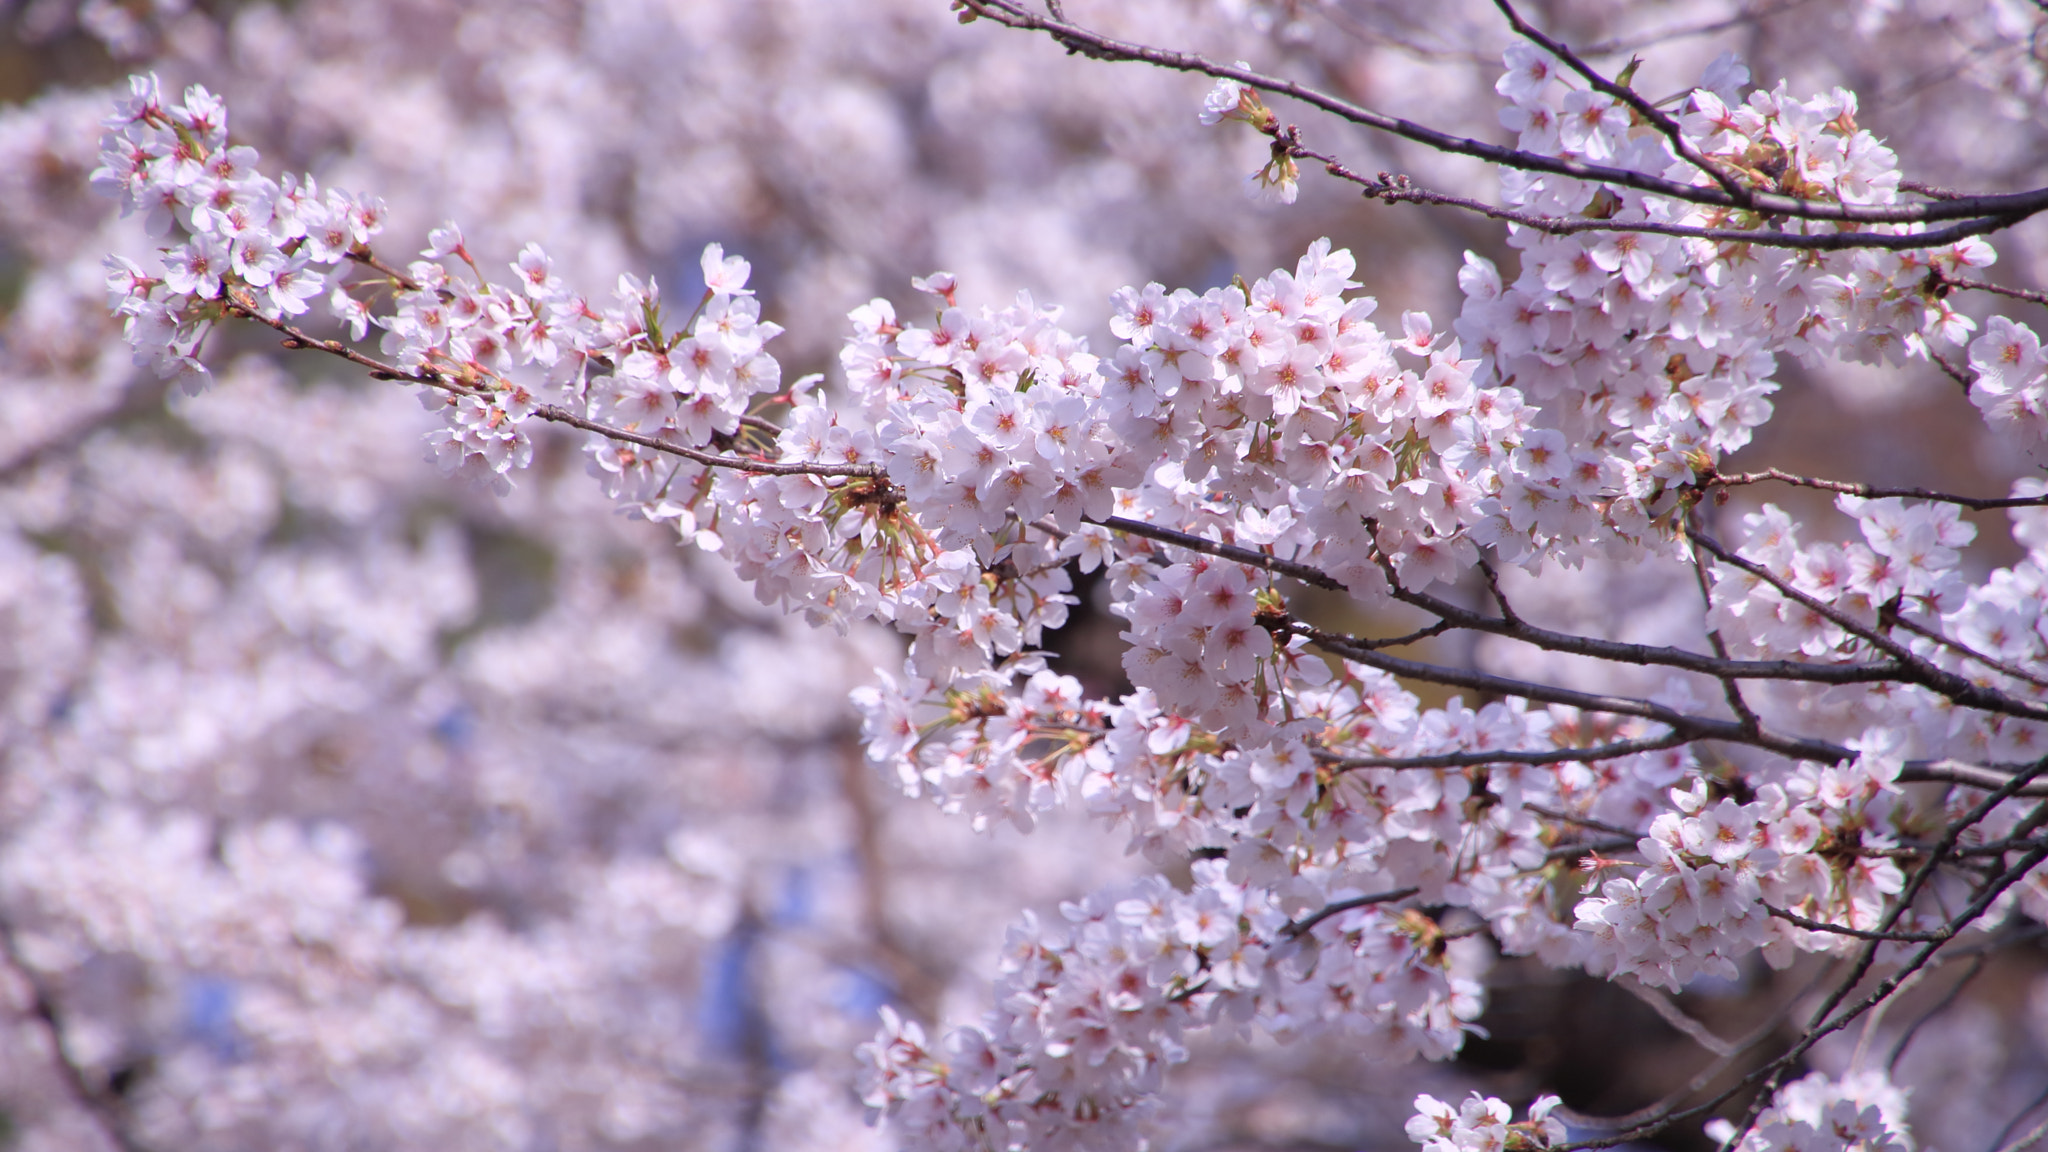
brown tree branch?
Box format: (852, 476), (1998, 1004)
(1319, 731), (1689, 771)
(1335, 164), (2028, 252)
(1705, 468), (2048, 511)
(958, 0), (2048, 228)
(1690, 532), (2048, 723)
(227, 299), (887, 483)
(1492, 0), (1751, 203)
(1282, 887), (1421, 938)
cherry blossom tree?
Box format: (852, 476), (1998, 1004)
(7, 0), (2048, 1150)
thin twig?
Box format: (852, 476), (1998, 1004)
(1886, 952), (1986, 1071)
(1545, 835), (1640, 862)
(229, 299), (887, 483)
(1690, 532), (2048, 724)
(1886, 611), (2048, 694)
(1765, 903), (1947, 943)
(1988, 1081), (2048, 1152)
(1705, 468), (2048, 511)
(1526, 803), (1643, 840)
(1493, 0), (1752, 203)
(1322, 731), (1687, 772)
(1579, 0), (1818, 55)
(1557, 959), (1836, 1132)
(1302, 623), (1860, 764)
(345, 247), (424, 291)
(1326, 159), (2026, 252)
(957, 0), (2048, 229)
(1688, 526), (1764, 733)
(1583, 841), (2048, 1151)
(1621, 976), (1736, 1056)
(1939, 273), (2048, 309)
(1093, 514), (1346, 591)
(1712, 790), (2048, 1150)
(1899, 759), (2048, 796)
(1476, 557), (1522, 626)
(1282, 887), (1421, 938)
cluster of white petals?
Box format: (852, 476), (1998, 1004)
(40, 6), (2048, 1152)
(1706, 1071), (1914, 1152)
(1407, 1091), (1566, 1152)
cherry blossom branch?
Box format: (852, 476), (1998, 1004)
(1884, 610), (2048, 694)
(344, 247), (423, 291)
(1334, 165), (2030, 251)
(957, 0), (2048, 228)
(1987, 1084), (2048, 1152)
(1687, 531), (1766, 732)
(1704, 468), (2048, 510)
(1281, 886), (1420, 938)
(1853, 769), (2048, 983)
(1899, 179), (1972, 201)
(528, 403), (886, 480)
(1897, 759), (2048, 796)
(1871, 834), (2048, 859)
(229, 300), (888, 483)
(1297, 624), (1857, 763)
(1311, 616), (2048, 792)
(1689, 532), (2048, 723)
(1763, 903), (1947, 943)
(1620, 976), (1737, 1056)
(1711, 840), (2048, 1150)
(1369, 572), (1910, 688)
(1491, 0), (1751, 204)
(1525, 803), (1643, 840)
(1545, 836), (1640, 862)
(1091, 514), (1346, 591)
(1936, 270), (2048, 310)
(1579, 0), (1819, 56)
(1567, 835), (2048, 1150)
(1707, 767), (2048, 1147)
(1318, 731), (1689, 772)
(1325, 617), (1459, 653)
(1476, 556), (1523, 626)
(1555, 958), (1837, 1133)
(1931, 349), (1976, 393)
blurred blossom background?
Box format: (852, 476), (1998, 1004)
(1, 0), (2046, 1149)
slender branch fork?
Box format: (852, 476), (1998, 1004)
(954, 0), (2048, 247)
(1327, 164), (2029, 253)
(227, 297), (886, 484)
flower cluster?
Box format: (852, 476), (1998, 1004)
(1455, 48), (1997, 504)
(1406, 1091), (1566, 1152)
(1709, 494), (2048, 765)
(1574, 753), (1924, 987)
(81, 30), (2048, 1152)
(860, 865), (1481, 1149)
(1969, 315), (2048, 442)
(94, 74), (795, 503)
(94, 76), (384, 390)
(1574, 787), (1778, 989)
(1706, 1071), (1914, 1152)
